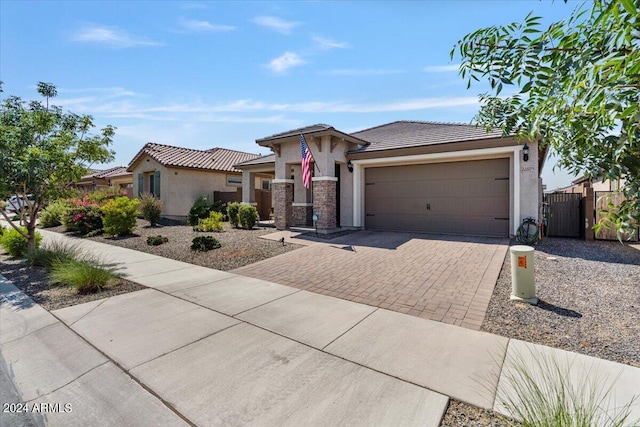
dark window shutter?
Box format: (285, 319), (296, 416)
(154, 171), (161, 199)
(137, 173), (143, 196)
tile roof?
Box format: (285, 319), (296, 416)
(95, 166), (131, 179)
(349, 120), (507, 153)
(81, 166), (127, 180)
(234, 154), (276, 167)
(256, 124), (334, 143)
(127, 143), (260, 173)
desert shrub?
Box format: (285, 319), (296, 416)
(227, 202), (240, 228)
(139, 193), (162, 226)
(191, 236), (221, 252)
(11, 215), (21, 221)
(49, 258), (119, 294)
(27, 240), (79, 271)
(238, 204), (258, 229)
(146, 235), (168, 246)
(0, 227), (42, 257)
(61, 198), (103, 235)
(39, 200), (71, 228)
(102, 197), (139, 236)
(210, 200), (228, 221)
(85, 187), (125, 204)
(188, 196), (212, 226)
(195, 211), (224, 232)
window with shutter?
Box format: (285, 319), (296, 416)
(137, 173), (143, 196)
(154, 170), (161, 199)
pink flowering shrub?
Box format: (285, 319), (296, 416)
(61, 196), (104, 235)
(60, 189), (130, 236)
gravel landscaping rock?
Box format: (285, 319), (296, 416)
(440, 399), (512, 427)
(47, 219), (302, 272)
(0, 254), (145, 311)
(482, 237), (640, 368)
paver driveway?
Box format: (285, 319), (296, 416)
(233, 231), (509, 329)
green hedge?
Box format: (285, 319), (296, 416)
(102, 197), (139, 236)
(238, 204), (258, 229)
(227, 202), (240, 228)
(0, 227), (42, 257)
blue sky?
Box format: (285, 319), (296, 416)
(1, 1), (580, 189)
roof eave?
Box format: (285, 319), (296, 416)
(345, 134), (511, 155)
(257, 128), (368, 148)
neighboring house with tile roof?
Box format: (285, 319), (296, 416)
(73, 166), (134, 196)
(235, 120), (547, 237)
(127, 143), (271, 221)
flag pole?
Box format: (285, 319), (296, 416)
(301, 133), (321, 175)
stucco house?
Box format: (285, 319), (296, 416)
(128, 143), (269, 221)
(552, 175), (627, 194)
(74, 166), (133, 197)
(236, 121), (546, 237)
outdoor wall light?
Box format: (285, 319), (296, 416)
(522, 143), (530, 162)
(347, 160), (354, 173)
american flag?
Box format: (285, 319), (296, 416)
(300, 134), (313, 188)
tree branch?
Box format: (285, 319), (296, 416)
(469, 41), (634, 54)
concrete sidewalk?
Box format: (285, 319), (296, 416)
(1, 229), (639, 426)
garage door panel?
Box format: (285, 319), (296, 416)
(364, 159), (510, 237)
(366, 214), (427, 233)
(367, 160), (508, 181)
(367, 196), (427, 213)
(370, 179), (499, 199)
(366, 213), (508, 236)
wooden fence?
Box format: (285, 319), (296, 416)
(544, 193), (583, 238)
(595, 191), (639, 241)
(213, 189), (272, 221)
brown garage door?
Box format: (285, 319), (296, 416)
(365, 158), (509, 236)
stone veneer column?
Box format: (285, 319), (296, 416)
(312, 177), (337, 230)
(273, 180), (293, 230)
(292, 203), (313, 226)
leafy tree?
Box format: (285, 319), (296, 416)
(0, 82), (115, 248)
(452, 0), (639, 235)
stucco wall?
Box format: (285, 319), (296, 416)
(518, 139), (540, 227)
(131, 156), (245, 218)
(338, 162), (354, 227)
(109, 176), (133, 188)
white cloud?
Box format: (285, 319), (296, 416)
(58, 86), (139, 97)
(313, 36), (348, 49)
(423, 64), (460, 73)
(252, 97), (478, 113)
(71, 24), (162, 48)
(50, 84), (478, 120)
(320, 69), (405, 76)
(77, 96), (479, 115)
(253, 16), (300, 34)
(54, 87), (142, 110)
(178, 18), (235, 32)
(267, 52), (306, 73)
